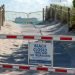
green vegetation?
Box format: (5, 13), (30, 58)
(73, 0), (75, 8)
(44, 4), (75, 31)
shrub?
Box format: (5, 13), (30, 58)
(73, 0), (75, 7)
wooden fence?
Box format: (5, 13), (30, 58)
(43, 4), (75, 31)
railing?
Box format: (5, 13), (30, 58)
(0, 34), (75, 74)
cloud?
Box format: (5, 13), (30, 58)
(13, 0), (49, 6)
(50, 0), (73, 7)
(66, 0), (73, 6)
(8, 0), (49, 12)
(5, 0), (73, 12)
(14, 0), (48, 4)
(14, 0), (31, 4)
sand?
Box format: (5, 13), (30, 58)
(0, 21), (23, 55)
(0, 21), (43, 55)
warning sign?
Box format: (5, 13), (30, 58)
(29, 42), (53, 66)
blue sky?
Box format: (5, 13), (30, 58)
(0, 0), (50, 12)
(0, 0), (72, 12)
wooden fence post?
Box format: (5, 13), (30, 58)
(60, 6), (63, 23)
(0, 7), (1, 29)
(2, 5), (5, 26)
(67, 8), (71, 31)
(45, 6), (48, 21)
(50, 4), (52, 21)
(43, 8), (45, 22)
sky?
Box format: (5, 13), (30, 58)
(0, 0), (73, 13)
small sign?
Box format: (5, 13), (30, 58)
(28, 42), (53, 66)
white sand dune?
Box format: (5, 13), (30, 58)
(0, 21), (23, 55)
(0, 21), (41, 55)
(41, 23), (61, 31)
(0, 21), (74, 55)
(0, 21), (21, 34)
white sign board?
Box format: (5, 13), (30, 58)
(29, 42), (53, 66)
